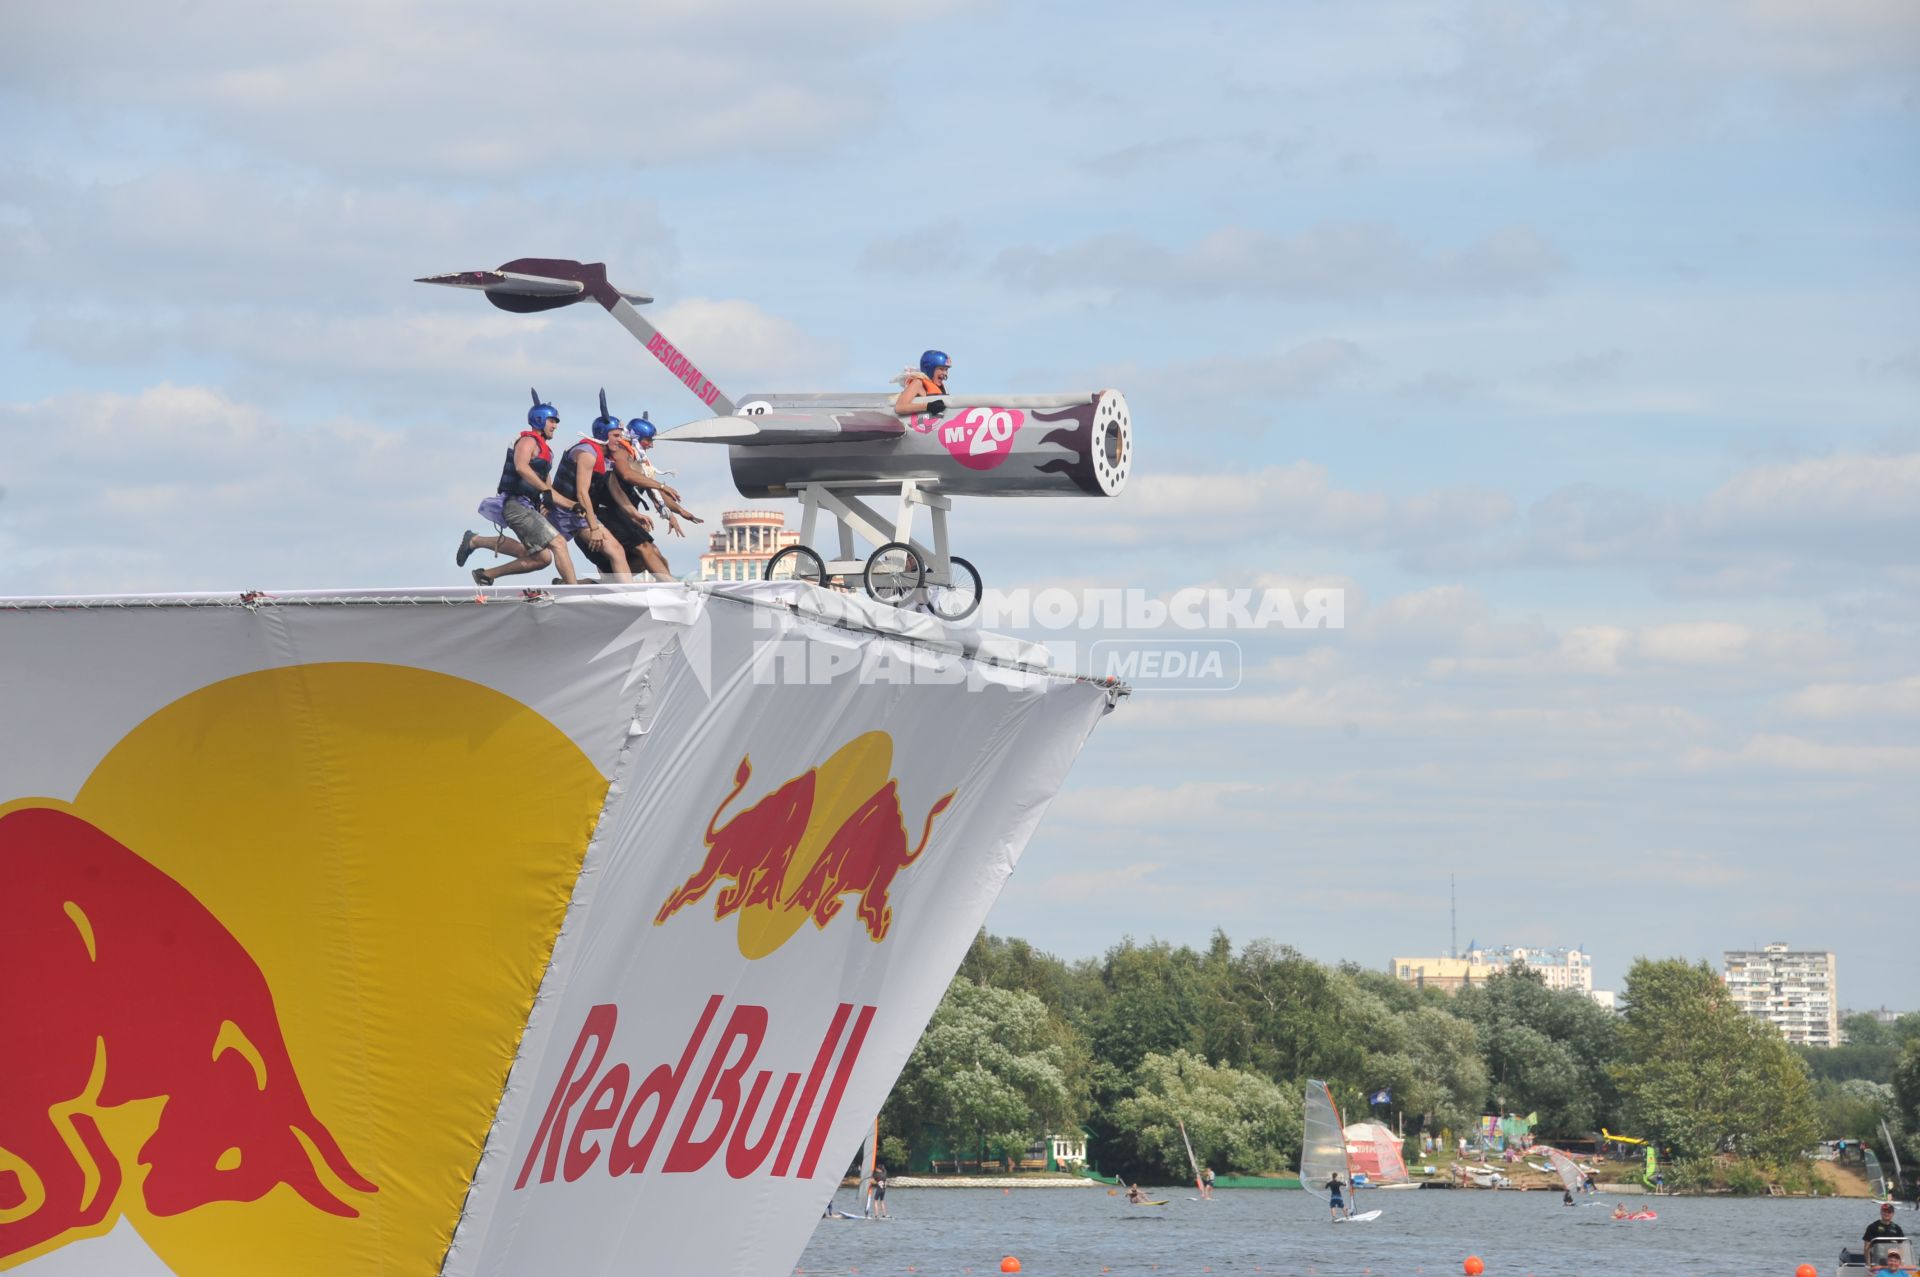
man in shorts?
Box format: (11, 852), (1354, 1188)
(457, 393), (584, 585)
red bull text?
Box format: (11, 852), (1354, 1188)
(514, 996), (874, 1189)
(0, 806), (376, 1263)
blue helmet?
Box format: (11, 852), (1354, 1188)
(591, 388), (619, 440)
(626, 413), (656, 442)
(919, 350), (951, 377)
(527, 387), (559, 429)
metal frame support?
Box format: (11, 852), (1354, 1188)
(792, 480), (954, 585)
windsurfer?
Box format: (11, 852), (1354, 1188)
(871, 1164), (888, 1219)
(1562, 1189), (1574, 1206)
(1325, 1172), (1350, 1222)
(1202, 1166), (1215, 1199)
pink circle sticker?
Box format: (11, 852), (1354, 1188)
(935, 407), (1025, 470)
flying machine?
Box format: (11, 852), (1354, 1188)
(417, 258), (1133, 621)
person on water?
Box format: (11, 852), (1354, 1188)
(1202, 1166), (1216, 1199)
(871, 1164), (889, 1219)
(1870, 1250), (1904, 1276)
(457, 392), (583, 586)
(1611, 1203), (1629, 1220)
(893, 349), (951, 417)
(1325, 1172), (1350, 1222)
(1126, 1184), (1147, 1205)
(1866, 1202), (1907, 1248)
(1561, 1189), (1574, 1206)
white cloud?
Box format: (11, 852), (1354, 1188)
(1780, 676), (1920, 721)
(0, 0), (978, 179)
(1432, 0), (1920, 159)
(990, 222), (1566, 302)
(0, 384), (470, 594)
(650, 298), (846, 389)
(1700, 452), (1920, 537)
(1681, 734), (1920, 775)
(1105, 462), (1515, 550)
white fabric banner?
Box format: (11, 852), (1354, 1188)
(445, 588), (1112, 1277)
(1, 584), (1116, 1277)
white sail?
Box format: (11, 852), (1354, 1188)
(1300, 1081), (1351, 1194)
(860, 1119), (879, 1217)
(1179, 1119), (1204, 1195)
(1543, 1147), (1583, 1195)
(1867, 1149), (1889, 1203)
(1883, 1119), (1905, 1202)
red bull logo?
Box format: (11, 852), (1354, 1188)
(653, 731), (956, 959)
(0, 805), (377, 1263)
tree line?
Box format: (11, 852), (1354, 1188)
(877, 930), (1920, 1193)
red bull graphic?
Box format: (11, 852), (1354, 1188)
(0, 805), (377, 1263)
(654, 731), (956, 960)
(513, 996), (874, 1191)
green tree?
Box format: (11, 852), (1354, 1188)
(1894, 1039), (1920, 1195)
(1107, 1049), (1300, 1180)
(1614, 958), (1819, 1163)
(881, 978), (1083, 1166)
(1454, 966), (1621, 1134)
(1813, 1077), (1896, 1142)
(1324, 969), (1487, 1137)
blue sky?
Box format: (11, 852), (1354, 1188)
(2, 1), (1915, 1009)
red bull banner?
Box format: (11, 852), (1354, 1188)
(0, 584), (1116, 1277)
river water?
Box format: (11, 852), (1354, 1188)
(796, 1186), (1881, 1276)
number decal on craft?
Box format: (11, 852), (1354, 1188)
(940, 406), (1024, 470)
(738, 400), (773, 417)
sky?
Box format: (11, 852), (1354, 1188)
(2, 0), (1915, 1010)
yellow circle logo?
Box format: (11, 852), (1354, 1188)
(0, 663), (605, 1274)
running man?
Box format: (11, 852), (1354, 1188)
(457, 391), (583, 585)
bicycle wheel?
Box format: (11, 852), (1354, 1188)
(763, 544), (827, 586)
(863, 542), (926, 604)
(928, 555), (983, 622)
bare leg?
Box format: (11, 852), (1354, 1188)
(471, 534), (528, 559)
(548, 537), (581, 585)
(582, 535), (632, 583)
(636, 543), (670, 579)
(477, 547), (554, 582)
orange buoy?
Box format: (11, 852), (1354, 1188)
(1796, 1268), (1817, 1277)
(1464, 1259), (1485, 1276)
(1000, 1258), (1022, 1274)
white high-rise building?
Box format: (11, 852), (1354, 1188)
(1722, 943), (1839, 1047)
